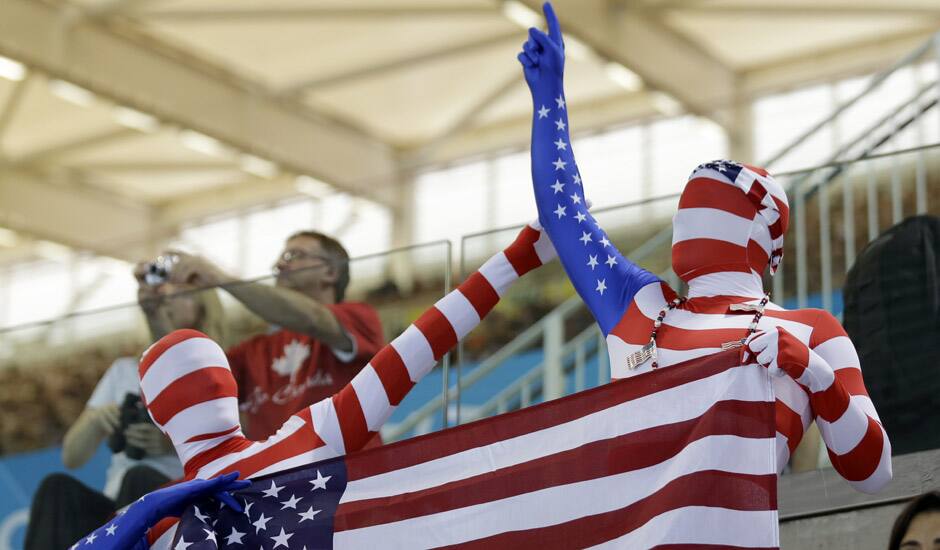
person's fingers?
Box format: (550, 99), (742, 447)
(529, 27), (562, 59)
(214, 491), (243, 513)
(98, 406), (121, 432)
(518, 52), (535, 69)
(523, 38), (539, 58)
(543, 2), (563, 46)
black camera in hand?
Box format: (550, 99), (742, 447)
(107, 393), (154, 460)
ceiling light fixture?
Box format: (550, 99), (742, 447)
(179, 130), (233, 158)
(502, 1), (542, 29)
(0, 56), (26, 82)
(295, 175), (332, 198)
(113, 106), (160, 133)
(49, 79), (96, 107)
(650, 91), (683, 116)
(240, 154), (279, 179)
(604, 62), (642, 92)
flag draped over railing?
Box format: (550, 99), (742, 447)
(174, 349), (778, 549)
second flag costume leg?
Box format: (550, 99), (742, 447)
(520, 2), (891, 494)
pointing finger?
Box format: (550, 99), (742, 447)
(543, 2), (563, 46)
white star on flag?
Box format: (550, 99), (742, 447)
(554, 138), (567, 150)
(596, 279), (607, 295)
(538, 105), (550, 119)
(225, 527), (246, 545)
(174, 537), (192, 550)
(203, 529), (218, 544)
(193, 506), (209, 523)
(575, 211), (587, 223)
(271, 527), (294, 549)
(298, 506), (321, 523)
(85, 533), (98, 544)
(553, 204), (567, 218)
(262, 481), (284, 499)
(253, 513), (272, 534)
(553, 158), (567, 171)
(600, 236), (611, 248)
(555, 118), (566, 131)
(555, 95), (566, 109)
(310, 470), (331, 491)
(605, 255), (618, 268)
(551, 180), (565, 194)
(587, 255), (599, 270)
(105, 524), (117, 536)
(242, 501), (253, 517)
(573, 174), (581, 185)
(570, 193), (581, 205)
(280, 494), (302, 510)
(579, 231), (593, 245)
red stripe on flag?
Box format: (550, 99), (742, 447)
(671, 239), (759, 280)
(458, 272), (500, 319)
(438, 471), (777, 549)
(147, 367), (237, 425)
(185, 424), (241, 443)
(335, 400), (773, 530)
(370, 346), (413, 406)
(333, 385), (371, 453)
(835, 368), (867, 397)
(413, 306), (458, 361)
(776, 401), (805, 455)
(503, 225), (542, 276)
(345, 350), (745, 480)
(138, 328), (208, 379)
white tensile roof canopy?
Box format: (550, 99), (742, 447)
(0, 0), (936, 263)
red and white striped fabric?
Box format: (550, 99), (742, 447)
(607, 160), (891, 494)
(330, 349), (778, 548)
(138, 222), (557, 548)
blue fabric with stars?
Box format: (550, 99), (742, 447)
(528, 87), (660, 336)
(173, 459), (346, 549)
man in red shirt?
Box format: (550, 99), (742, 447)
(137, 231), (383, 443)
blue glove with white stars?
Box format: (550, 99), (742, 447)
(77, 472), (250, 550)
(519, 2), (659, 335)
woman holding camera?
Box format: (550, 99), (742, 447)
(23, 275), (226, 550)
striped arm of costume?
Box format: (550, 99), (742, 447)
(306, 221), (557, 457)
(145, 222), (557, 548)
(521, 30), (658, 336)
(745, 312), (892, 493)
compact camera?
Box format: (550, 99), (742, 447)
(107, 393), (155, 460)
(143, 254), (179, 286)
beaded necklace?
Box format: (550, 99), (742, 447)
(624, 294), (771, 371)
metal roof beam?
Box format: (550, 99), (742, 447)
(0, 0), (399, 207)
(517, 0), (737, 124)
(281, 31), (519, 94)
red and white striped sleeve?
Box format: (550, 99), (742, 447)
(305, 221), (557, 457)
(807, 311), (892, 493)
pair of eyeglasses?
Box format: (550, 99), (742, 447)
(277, 249), (332, 265)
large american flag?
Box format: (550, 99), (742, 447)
(173, 349), (778, 549)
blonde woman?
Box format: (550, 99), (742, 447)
(24, 279), (227, 550)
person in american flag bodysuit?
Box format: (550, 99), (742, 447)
(79, 219), (561, 549)
(520, 2), (891, 493)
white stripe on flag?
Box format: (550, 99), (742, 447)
(588, 507), (779, 549)
(140, 337), (229, 402)
(390, 325), (435, 381)
(310, 398), (346, 456)
(334, 436), (776, 549)
(434, 291), (481, 340)
(478, 252), (516, 296)
(195, 415), (309, 479)
(341, 365), (772, 504)
(351, 364), (393, 432)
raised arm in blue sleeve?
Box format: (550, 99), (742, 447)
(518, 3), (659, 335)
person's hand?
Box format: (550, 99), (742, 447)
(89, 473), (251, 549)
(517, 2), (566, 91)
(743, 326), (835, 393)
(163, 250), (229, 287)
(134, 261), (164, 313)
(91, 404), (121, 436)
(125, 423), (175, 457)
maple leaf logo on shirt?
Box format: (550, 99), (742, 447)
(271, 339), (311, 379)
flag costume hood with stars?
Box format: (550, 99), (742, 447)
(671, 160), (790, 297)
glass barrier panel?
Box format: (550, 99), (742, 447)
(0, 241), (450, 547)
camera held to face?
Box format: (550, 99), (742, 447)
(143, 254), (179, 286)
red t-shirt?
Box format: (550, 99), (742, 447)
(226, 302), (384, 442)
